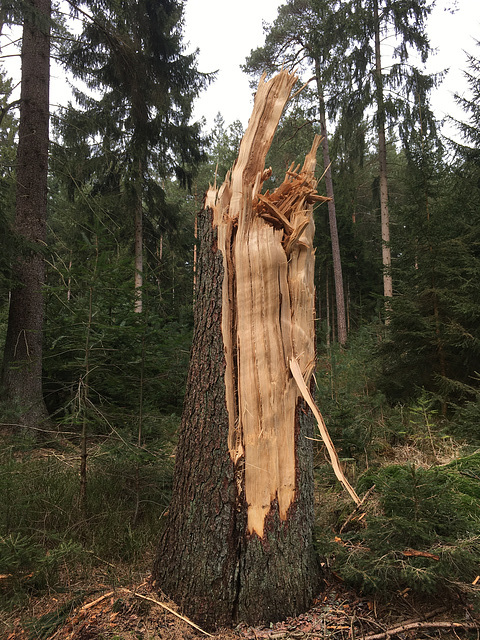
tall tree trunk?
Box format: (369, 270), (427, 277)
(315, 61), (347, 345)
(152, 71), (323, 630)
(373, 0), (393, 304)
(1, 0), (51, 430)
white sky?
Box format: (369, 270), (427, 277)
(183, 0), (480, 138)
(2, 0), (480, 139)
(183, 0), (281, 128)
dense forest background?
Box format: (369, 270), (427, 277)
(1, 0), (480, 626)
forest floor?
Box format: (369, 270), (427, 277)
(1, 434), (479, 639)
(2, 567), (478, 640)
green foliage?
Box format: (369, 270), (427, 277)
(0, 533), (83, 603)
(0, 430), (176, 605)
(43, 160), (193, 425)
(450, 389), (480, 445)
(194, 113), (244, 191)
(58, 0), (209, 192)
(326, 460), (480, 601)
(316, 325), (387, 460)
(377, 153), (480, 406)
(452, 39), (480, 160)
(0, 68), (18, 302)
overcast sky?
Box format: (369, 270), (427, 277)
(2, 0), (479, 140)
(183, 0), (480, 138)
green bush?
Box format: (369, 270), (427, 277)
(325, 458), (480, 603)
(450, 394), (480, 445)
(0, 533), (83, 603)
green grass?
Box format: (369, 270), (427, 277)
(0, 425), (176, 607)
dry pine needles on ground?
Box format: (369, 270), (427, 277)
(3, 575), (479, 640)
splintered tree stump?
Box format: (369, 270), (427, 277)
(152, 70), (329, 629)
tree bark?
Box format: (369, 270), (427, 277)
(315, 61), (348, 345)
(373, 0), (393, 304)
(1, 0), (51, 430)
(134, 158), (143, 313)
(152, 71), (324, 630)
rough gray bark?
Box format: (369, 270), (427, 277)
(152, 207), (319, 629)
(1, 0), (51, 430)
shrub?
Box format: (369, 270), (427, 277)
(325, 458), (480, 604)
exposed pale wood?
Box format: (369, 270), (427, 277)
(208, 69), (331, 537)
(290, 357), (361, 505)
(80, 591), (114, 611)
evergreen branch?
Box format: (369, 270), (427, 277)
(0, 97), (20, 124)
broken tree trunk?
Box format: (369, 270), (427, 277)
(152, 70), (328, 629)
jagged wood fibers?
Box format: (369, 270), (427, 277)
(208, 71), (329, 537)
(154, 70), (326, 628)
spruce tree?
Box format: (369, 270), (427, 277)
(58, 0), (208, 312)
(376, 54), (480, 407)
(1, 0), (51, 430)
(452, 39), (480, 162)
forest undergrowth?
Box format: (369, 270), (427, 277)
(1, 326), (480, 637)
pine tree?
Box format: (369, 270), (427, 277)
(244, 0), (349, 344)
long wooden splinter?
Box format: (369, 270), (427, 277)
(290, 357), (360, 505)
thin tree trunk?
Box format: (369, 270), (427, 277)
(193, 214), (198, 300)
(134, 159), (143, 313)
(133, 328), (145, 525)
(373, 0), (393, 305)
(79, 285), (92, 510)
(153, 71), (323, 630)
(325, 266), (331, 348)
(79, 235), (98, 510)
(1, 0), (51, 431)
(315, 62), (347, 345)
(346, 278), (351, 332)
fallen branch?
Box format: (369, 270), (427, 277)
(80, 591), (114, 611)
(363, 620), (479, 640)
(122, 589), (213, 638)
(393, 607), (447, 627)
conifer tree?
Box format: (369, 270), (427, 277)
(452, 39), (480, 161)
(244, 0), (349, 344)
(1, 0), (51, 429)
(376, 49), (480, 407)
(59, 0), (208, 312)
